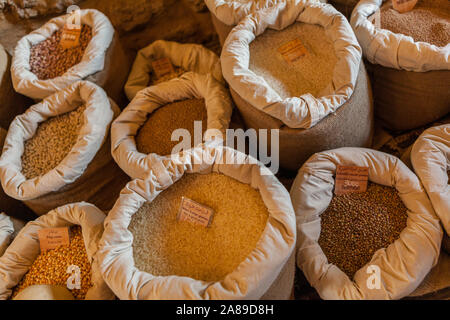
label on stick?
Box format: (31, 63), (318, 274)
(392, 0), (418, 13)
(151, 57), (175, 79)
(177, 197), (214, 228)
(60, 25), (81, 49)
(38, 227), (70, 252)
(334, 165), (369, 195)
(278, 38), (308, 64)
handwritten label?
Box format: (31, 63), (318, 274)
(177, 197), (214, 227)
(278, 38), (308, 64)
(334, 165), (369, 195)
(38, 227), (70, 252)
(151, 57), (175, 79)
(392, 0), (418, 13)
(60, 25), (81, 49)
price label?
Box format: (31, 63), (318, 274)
(151, 57), (175, 79)
(278, 38), (308, 64)
(334, 165), (369, 195)
(392, 0), (418, 13)
(177, 197), (214, 228)
(60, 25), (81, 49)
(38, 227), (70, 252)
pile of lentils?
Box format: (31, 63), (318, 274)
(12, 226), (93, 300)
(29, 24), (93, 80)
(21, 105), (86, 179)
(318, 182), (408, 278)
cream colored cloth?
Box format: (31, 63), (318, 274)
(0, 213), (13, 257)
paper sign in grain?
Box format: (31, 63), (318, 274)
(392, 0), (418, 13)
(38, 227), (70, 252)
(152, 57), (175, 79)
(60, 25), (81, 49)
(177, 197), (214, 227)
(278, 38), (308, 64)
(334, 165), (369, 195)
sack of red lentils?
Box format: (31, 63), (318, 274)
(0, 213), (14, 257)
(0, 81), (128, 215)
(221, 0), (373, 170)
(291, 147), (442, 299)
(351, 0), (450, 131)
(11, 9), (130, 105)
(113, 72), (233, 180)
(0, 202), (115, 300)
(98, 145), (296, 300)
(411, 124), (450, 254)
(124, 40), (223, 101)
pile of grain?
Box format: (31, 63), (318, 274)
(29, 25), (93, 80)
(136, 98), (207, 156)
(128, 173), (269, 282)
(319, 182), (408, 278)
(249, 22), (337, 99)
(149, 66), (185, 86)
(21, 105), (86, 179)
(380, 0), (450, 47)
(12, 226), (93, 300)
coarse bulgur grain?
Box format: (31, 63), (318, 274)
(249, 22), (337, 99)
(129, 173), (270, 282)
(136, 98), (207, 156)
(380, 0), (450, 47)
(29, 24), (93, 80)
(21, 104), (86, 179)
(11, 226), (93, 300)
(318, 182), (408, 278)
(149, 66), (185, 86)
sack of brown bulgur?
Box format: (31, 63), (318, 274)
(411, 124), (450, 254)
(350, 0), (450, 131)
(0, 213), (14, 256)
(124, 40), (223, 101)
(0, 202), (115, 300)
(11, 9), (130, 105)
(221, 0), (373, 171)
(98, 145), (296, 300)
(112, 72), (233, 180)
(291, 147), (442, 299)
(0, 81), (129, 215)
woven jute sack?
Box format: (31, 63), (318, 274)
(221, 1), (373, 171)
(98, 145), (296, 300)
(411, 124), (450, 254)
(11, 9), (130, 105)
(291, 147), (442, 299)
(0, 203), (115, 300)
(351, 0), (450, 131)
(0, 81), (129, 216)
(0, 44), (32, 129)
(124, 40), (223, 101)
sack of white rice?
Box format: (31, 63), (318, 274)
(291, 147), (442, 299)
(221, 0), (373, 171)
(350, 0), (450, 131)
(0, 81), (129, 215)
(98, 145), (296, 300)
(11, 9), (130, 105)
(124, 40), (223, 101)
(411, 124), (450, 255)
(0, 202), (115, 300)
(112, 72), (233, 180)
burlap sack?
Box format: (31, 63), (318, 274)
(98, 145), (296, 300)
(0, 44), (32, 129)
(291, 147), (442, 299)
(0, 81), (129, 215)
(411, 124), (449, 254)
(351, 0), (450, 131)
(124, 40), (223, 101)
(112, 72), (233, 180)
(0, 202), (115, 300)
(0, 213), (13, 257)
(11, 9), (130, 105)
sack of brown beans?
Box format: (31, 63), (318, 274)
(328, 0), (358, 17)
(0, 80), (129, 215)
(0, 202), (115, 300)
(351, 0), (450, 131)
(291, 147), (442, 299)
(113, 72), (233, 180)
(98, 145), (296, 299)
(411, 124), (450, 255)
(221, 0), (373, 171)
(0, 213), (14, 256)
(124, 40), (223, 101)
(0, 43), (32, 129)
(11, 9), (130, 105)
